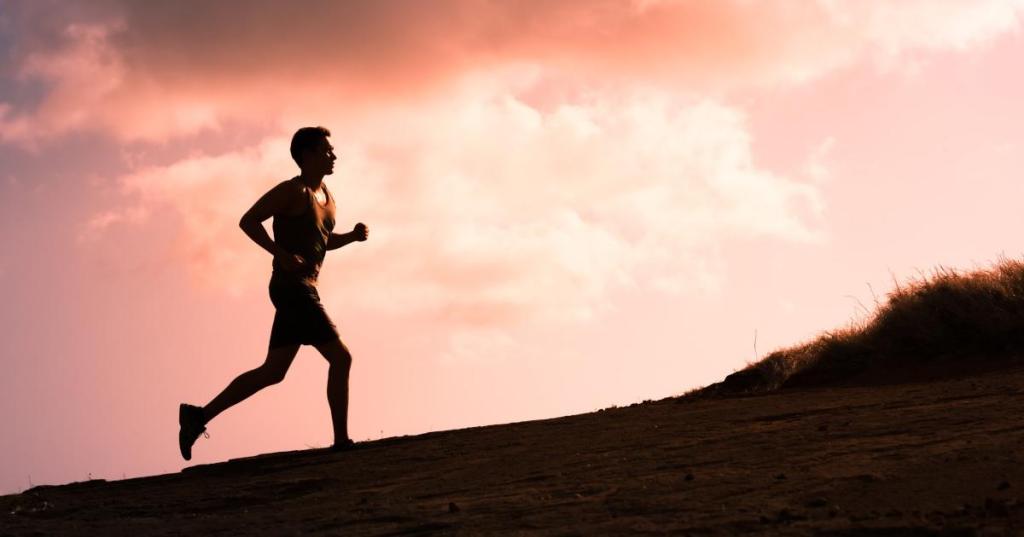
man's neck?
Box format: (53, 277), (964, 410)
(297, 172), (324, 190)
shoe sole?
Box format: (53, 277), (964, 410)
(179, 403), (196, 461)
(329, 440), (358, 453)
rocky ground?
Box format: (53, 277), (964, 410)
(4, 364), (1024, 535)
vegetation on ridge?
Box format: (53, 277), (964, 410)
(693, 255), (1024, 398)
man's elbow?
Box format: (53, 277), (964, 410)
(237, 217), (258, 231)
(239, 215), (258, 229)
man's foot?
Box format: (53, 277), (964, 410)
(178, 403), (209, 461)
(329, 438), (356, 452)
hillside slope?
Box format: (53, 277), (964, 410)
(4, 363), (1024, 535)
(696, 258), (1024, 398)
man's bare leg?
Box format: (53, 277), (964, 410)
(202, 343), (302, 423)
(312, 338), (353, 445)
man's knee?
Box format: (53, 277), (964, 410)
(333, 344), (353, 367)
(261, 344), (299, 384)
(259, 366), (288, 385)
(317, 339), (352, 366)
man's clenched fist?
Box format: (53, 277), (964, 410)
(353, 222), (369, 241)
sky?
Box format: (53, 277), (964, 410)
(1, 0), (1023, 493)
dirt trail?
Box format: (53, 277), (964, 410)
(5, 365), (1024, 535)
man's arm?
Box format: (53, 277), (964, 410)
(326, 231), (357, 251)
(327, 222), (369, 250)
(239, 182), (298, 258)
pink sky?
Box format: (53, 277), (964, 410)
(1, 0), (1023, 493)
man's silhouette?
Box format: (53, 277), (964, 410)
(178, 126), (368, 460)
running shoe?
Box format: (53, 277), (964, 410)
(178, 403), (209, 461)
(329, 438), (356, 452)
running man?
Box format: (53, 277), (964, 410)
(178, 126), (369, 460)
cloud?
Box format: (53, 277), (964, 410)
(98, 138), (295, 297)
(2, 1), (1022, 144)
(829, 1), (1024, 54)
(803, 137), (836, 185)
(439, 328), (517, 367)
(76, 206), (149, 244)
(0, 21), (126, 144)
(95, 78), (827, 330)
(22, 0), (1024, 361)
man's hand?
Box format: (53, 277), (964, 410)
(276, 252), (308, 272)
(353, 222), (369, 241)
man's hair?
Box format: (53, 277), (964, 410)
(290, 126), (331, 166)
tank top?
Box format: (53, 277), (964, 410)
(270, 178), (336, 287)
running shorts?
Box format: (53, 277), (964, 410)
(268, 280), (340, 349)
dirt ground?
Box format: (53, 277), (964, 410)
(4, 364), (1024, 536)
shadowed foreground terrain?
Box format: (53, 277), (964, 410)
(4, 362), (1024, 535)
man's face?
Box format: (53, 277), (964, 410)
(303, 137), (337, 176)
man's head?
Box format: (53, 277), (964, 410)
(290, 126), (336, 176)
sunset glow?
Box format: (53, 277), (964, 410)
(2, 1), (1024, 493)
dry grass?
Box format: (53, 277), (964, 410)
(690, 255), (1024, 398)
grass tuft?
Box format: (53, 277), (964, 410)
(688, 255), (1024, 399)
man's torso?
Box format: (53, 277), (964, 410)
(270, 178), (336, 286)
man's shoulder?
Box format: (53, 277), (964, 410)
(273, 177), (302, 193)
(271, 178), (307, 215)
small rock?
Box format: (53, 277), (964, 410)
(817, 424), (829, 432)
(448, 501), (460, 513)
(684, 473), (694, 481)
(774, 473), (787, 480)
(998, 480), (1011, 491)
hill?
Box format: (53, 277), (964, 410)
(695, 256), (1024, 398)
(4, 364), (1024, 535)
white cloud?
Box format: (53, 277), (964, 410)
(856, 0), (1024, 53)
(101, 139), (295, 297)
(76, 206), (149, 244)
(803, 137), (836, 185)
(92, 79), (827, 334)
(821, 0), (1024, 74)
(438, 329), (517, 367)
